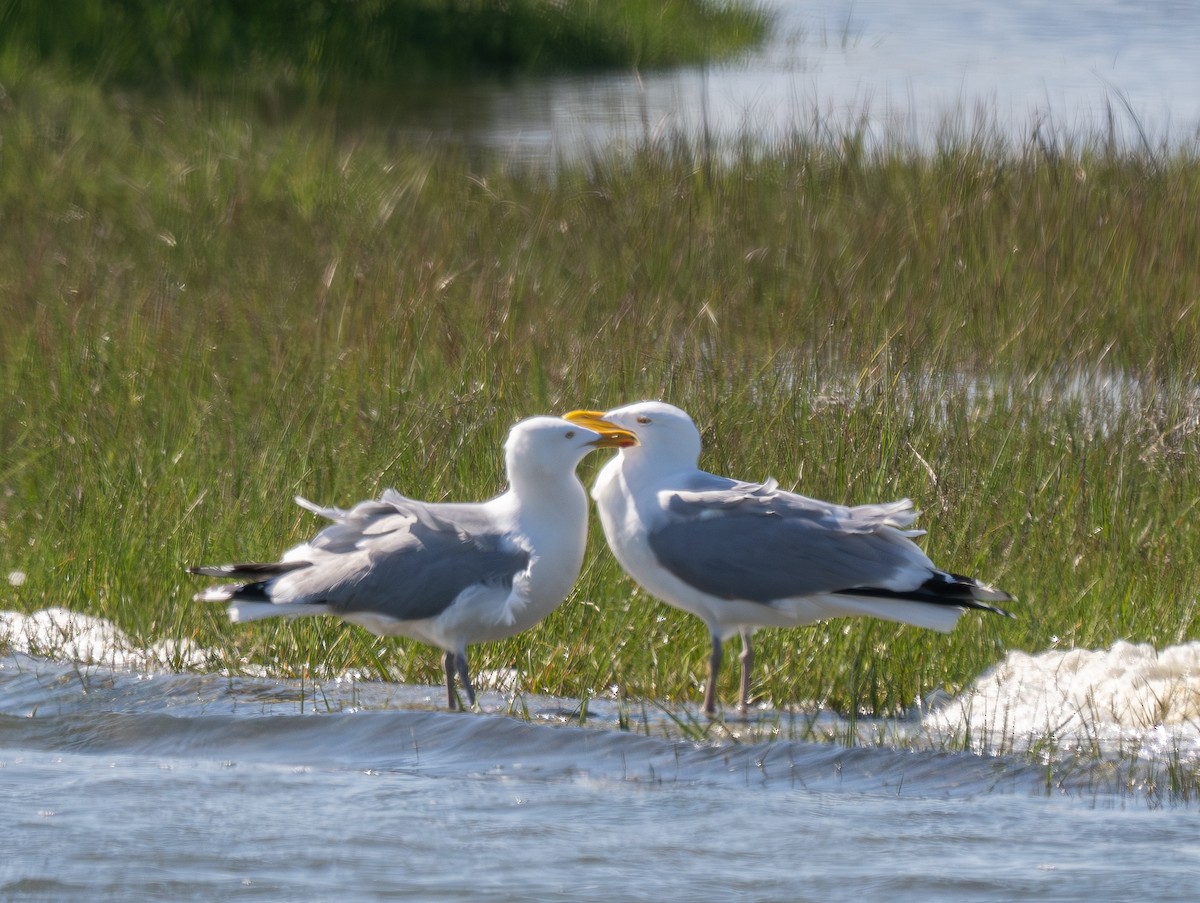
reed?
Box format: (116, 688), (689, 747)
(2, 69), (1199, 723)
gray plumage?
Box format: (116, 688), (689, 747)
(566, 401), (1013, 718)
(188, 415), (636, 710)
(648, 477), (933, 604)
(288, 491), (531, 622)
(190, 491), (532, 622)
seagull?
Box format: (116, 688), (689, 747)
(565, 401), (1013, 718)
(188, 415), (636, 710)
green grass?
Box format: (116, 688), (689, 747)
(2, 67), (1200, 732)
(0, 0), (770, 90)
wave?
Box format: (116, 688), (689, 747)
(0, 651), (1050, 798)
(3, 608), (1200, 796)
(924, 641), (1200, 758)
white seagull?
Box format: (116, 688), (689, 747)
(189, 415), (635, 710)
(566, 401), (1013, 717)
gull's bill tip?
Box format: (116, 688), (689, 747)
(566, 410), (638, 447)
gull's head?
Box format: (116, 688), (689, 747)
(565, 401), (701, 469)
(504, 415), (637, 480)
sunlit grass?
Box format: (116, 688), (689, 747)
(2, 68), (1200, 737)
(0, 0), (770, 88)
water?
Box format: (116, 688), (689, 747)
(7, 6), (1200, 896)
(378, 0), (1200, 162)
(3, 611), (1200, 901)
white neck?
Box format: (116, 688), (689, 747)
(613, 441), (697, 488)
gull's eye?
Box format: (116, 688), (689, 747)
(637, 416), (652, 424)
(565, 430), (576, 439)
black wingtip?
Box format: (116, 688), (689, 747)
(835, 572), (1016, 619)
(186, 560), (311, 579)
(967, 599), (1017, 620)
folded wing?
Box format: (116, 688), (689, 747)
(191, 492), (531, 624)
(647, 481), (949, 604)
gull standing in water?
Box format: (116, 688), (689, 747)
(189, 415), (635, 710)
(566, 401), (1013, 717)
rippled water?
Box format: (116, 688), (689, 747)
(7, 6), (1200, 895)
(380, 0), (1200, 162)
(4, 609), (1200, 901)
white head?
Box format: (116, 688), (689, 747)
(566, 401), (702, 471)
(504, 415), (636, 486)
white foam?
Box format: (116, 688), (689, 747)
(0, 608), (525, 692)
(926, 640), (1200, 757)
(0, 607), (211, 671)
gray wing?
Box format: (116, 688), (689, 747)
(647, 481), (931, 603)
(296, 489), (499, 553)
(288, 492), (530, 621)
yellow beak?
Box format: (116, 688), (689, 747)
(566, 410), (638, 448)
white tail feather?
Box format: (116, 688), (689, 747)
(813, 593), (965, 633)
(226, 601), (330, 624)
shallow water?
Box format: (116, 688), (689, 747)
(4, 612), (1200, 901)
(377, 0), (1200, 162)
(9, 4), (1199, 895)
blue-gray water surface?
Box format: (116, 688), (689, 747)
(7, 3), (1200, 898)
(383, 0), (1200, 162)
(3, 653), (1199, 902)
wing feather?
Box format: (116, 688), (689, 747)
(195, 493), (531, 623)
(647, 482), (934, 603)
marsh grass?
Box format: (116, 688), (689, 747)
(3, 68), (1200, 738)
(0, 0), (769, 89)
